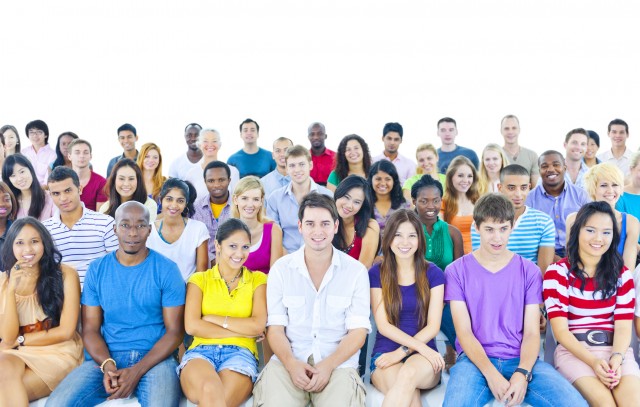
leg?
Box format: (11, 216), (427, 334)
(312, 367), (365, 407)
(135, 356), (180, 407)
(0, 352), (28, 407)
(23, 368), (51, 401)
(572, 377), (615, 407)
(252, 360), (308, 407)
(612, 375), (640, 407)
(381, 355), (440, 407)
(180, 358), (226, 407)
(370, 363), (403, 394)
(219, 369), (253, 407)
(524, 360), (588, 407)
(442, 355), (493, 407)
(45, 360), (109, 407)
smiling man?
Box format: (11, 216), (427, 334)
(68, 139), (107, 211)
(598, 118), (632, 177)
(308, 122), (335, 186)
(106, 123), (139, 177)
(436, 117), (479, 173)
(227, 118), (276, 178)
(500, 115), (540, 186)
(563, 128), (589, 190)
(373, 122), (415, 184)
(261, 137), (293, 197)
(168, 123), (203, 180)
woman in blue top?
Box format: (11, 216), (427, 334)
(369, 209), (445, 405)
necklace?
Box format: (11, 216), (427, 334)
(223, 269), (243, 291)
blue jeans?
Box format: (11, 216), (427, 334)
(45, 351), (180, 407)
(440, 302), (456, 345)
(443, 354), (587, 407)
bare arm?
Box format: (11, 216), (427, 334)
(449, 224), (464, 261)
(358, 220), (380, 269)
(269, 223), (284, 268)
(564, 212), (577, 253)
(622, 215), (639, 271)
(326, 183), (337, 193)
(0, 275), (20, 346)
(195, 240), (209, 273)
(536, 246), (554, 277)
(517, 304), (541, 371)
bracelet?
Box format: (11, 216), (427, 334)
(100, 358), (116, 373)
(609, 352), (625, 363)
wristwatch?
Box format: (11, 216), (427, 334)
(401, 345), (411, 355)
(17, 335), (25, 346)
(514, 367), (532, 382)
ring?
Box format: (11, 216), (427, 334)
(14, 264), (20, 270)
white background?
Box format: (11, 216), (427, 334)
(1, 1), (638, 174)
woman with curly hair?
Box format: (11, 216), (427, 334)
(326, 134), (371, 193)
(442, 156), (480, 254)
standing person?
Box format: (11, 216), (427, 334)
(478, 143), (509, 195)
(0, 182), (17, 271)
(253, 193), (370, 406)
(179, 218), (267, 407)
(500, 115), (540, 186)
(261, 137), (293, 197)
(22, 120), (56, 186)
(46, 202), (186, 407)
(369, 209), (445, 406)
(231, 176), (283, 274)
(584, 130), (601, 168)
(368, 160), (410, 235)
(598, 118), (632, 177)
(99, 158), (158, 223)
(617, 151), (640, 246)
(436, 117), (479, 174)
(326, 134), (372, 193)
(563, 128), (589, 190)
(0, 218), (83, 405)
(444, 194), (586, 407)
(67, 139), (107, 211)
(50, 131), (78, 170)
(402, 144), (446, 202)
(308, 122), (335, 186)
(544, 201), (640, 405)
(442, 156), (480, 254)
(227, 118), (276, 178)
(137, 142), (167, 209)
(0, 124), (21, 156)
(146, 178), (209, 281)
(2, 154), (55, 220)
(106, 123), (139, 178)
(168, 123), (203, 180)
(372, 122), (416, 184)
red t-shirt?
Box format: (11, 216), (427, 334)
(310, 148), (336, 186)
(81, 171), (108, 211)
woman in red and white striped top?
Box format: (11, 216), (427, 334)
(543, 201), (640, 406)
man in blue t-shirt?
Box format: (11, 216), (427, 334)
(47, 201), (186, 407)
(227, 118), (276, 178)
(436, 117), (479, 173)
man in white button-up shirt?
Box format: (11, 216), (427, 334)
(254, 193), (371, 407)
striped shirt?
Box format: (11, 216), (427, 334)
(43, 205), (119, 286)
(471, 206), (554, 263)
(543, 259), (635, 332)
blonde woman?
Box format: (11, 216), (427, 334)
(478, 143), (509, 195)
(402, 144), (446, 202)
(137, 142), (167, 207)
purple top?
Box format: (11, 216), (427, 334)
(444, 253), (542, 359)
(243, 222), (273, 274)
(373, 201), (411, 234)
(369, 262), (445, 355)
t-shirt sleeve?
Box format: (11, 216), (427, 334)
(470, 223), (480, 251)
(82, 260), (100, 306)
(95, 176), (108, 203)
(427, 263), (446, 288)
(266, 193), (280, 225)
(539, 214), (555, 247)
(523, 259), (543, 305)
(543, 263), (569, 319)
(528, 150), (540, 175)
(368, 264), (381, 288)
(615, 267), (635, 321)
(194, 221), (210, 247)
(161, 260), (186, 307)
(187, 270), (205, 291)
(103, 217), (119, 252)
(327, 171), (339, 186)
(444, 261), (465, 302)
(252, 269), (268, 290)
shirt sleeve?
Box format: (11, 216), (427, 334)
(444, 261), (465, 302)
(187, 270), (205, 291)
(524, 259), (543, 305)
(543, 263), (569, 319)
(82, 261), (100, 306)
(539, 214), (555, 247)
(194, 220), (210, 247)
(368, 264), (381, 288)
(266, 193), (280, 226)
(345, 266), (372, 332)
(252, 269), (268, 290)
(327, 171), (339, 186)
(615, 267), (635, 321)
(160, 260), (186, 307)
(96, 177), (108, 203)
(103, 217), (119, 252)
(426, 263), (446, 288)
(266, 263), (288, 327)
(470, 223), (480, 251)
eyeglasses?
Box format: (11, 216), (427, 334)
(28, 130), (44, 136)
(117, 223), (150, 230)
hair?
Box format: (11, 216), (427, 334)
(68, 138), (92, 153)
(2, 217), (64, 327)
(117, 123), (137, 136)
(473, 193), (515, 228)
(608, 118), (629, 134)
(411, 174), (443, 200)
(583, 163), (624, 202)
(51, 131), (79, 169)
(501, 114), (520, 126)
(0, 125), (21, 153)
(298, 192), (339, 223)
(159, 178), (194, 218)
(437, 117), (457, 128)
(383, 122), (403, 139)
(332, 175), (374, 250)
(0, 182), (18, 220)
(25, 120), (49, 144)
(239, 118), (259, 133)
(500, 164), (530, 183)
(216, 218), (251, 244)
(564, 128), (588, 144)
(104, 158), (147, 219)
(285, 144), (311, 162)
(538, 150), (565, 167)
(273, 137), (293, 147)
(379, 209), (430, 328)
(587, 130), (600, 147)
(2, 154), (46, 218)
(307, 122), (326, 134)
(415, 143), (439, 175)
(136, 143), (166, 200)
(442, 156), (480, 223)
(232, 176), (266, 222)
(203, 160), (231, 180)
(368, 160), (406, 209)
(48, 166), (80, 188)
(630, 151), (640, 171)
(184, 123), (202, 133)
(183, 180), (197, 218)
(478, 144), (509, 195)
(334, 134), (372, 182)
(198, 128), (220, 149)
(567, 201), (623, 299)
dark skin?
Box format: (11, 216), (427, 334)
(185, 126), (203, 164)
(308, 124), (327, 156)
(538, 153), (567, 197)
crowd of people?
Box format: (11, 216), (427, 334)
(0, 116), (639, 406)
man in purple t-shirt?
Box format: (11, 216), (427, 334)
(443, 194), (586, 407)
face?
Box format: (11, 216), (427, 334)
(539, 153), (566, 188)
(382, 132), (402, 155)
(594, 177), (622, 207)
(498, 174), (530, 211)
(585, 138), (599, 160)
(335, 187), (365, 219)
(286, 155), (312, 184)
(438, 122), (457, 146)
(298, 207), (339, 252)
(240, 122), (258, 144)
(578, 212), (614, 260)
(204, 167), (230, 200)
(13, 224), (45, 267)
(345, 139), (363, 164)
(308, 125), (326, 149)
(59, 135), (75, 158)
(117, 130), (137, 152)
(48, 178), (82, 214)
(233, 188), (263, 220)
(414, 187), (442, 223)
(69, 143), (92, 168)
(200, 131), (221, 158)
(477, 218), (512, 255)
(452, 165), (474, 194)
(272, 140), (293, 169)
(501, 118), (520, 144)
(391, 221), (419, 260)
(3, 129), (18, 151)
(115, 166), (138, 200)
(215, 230), (250, 271)
(563, 133), (588, 162)
(417, 149), (438, 174)
(185, 126), (200, 151)
(0, 192), (12, 219)
(608, 124), (628, 148)
(9, 164), (33, 191)
(142, 149), (160, 171)
(483, 149), (502, 176)
(27, 128), (46, 148)
(161, 188), (187, 218)
(372, 170), (393, 197)
(114, 206), (151, 255)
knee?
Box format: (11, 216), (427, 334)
(0, 356), (22, 383)
(395, 364), (419, 387)
(200, 379), (223, 400)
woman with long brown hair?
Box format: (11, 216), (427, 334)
(369, 209), (445, 406)
(442, 156), (480, 254)
(137, 142), (167, 208)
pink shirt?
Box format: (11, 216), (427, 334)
(22, 144), (56, 185)
(17, 190), (55, 221)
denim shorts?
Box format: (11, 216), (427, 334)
(177, 344), (259, 382)
(370, 352), (410, 375)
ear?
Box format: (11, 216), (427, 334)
(497, 183), (503, 192)
(298, 219), (303, 234)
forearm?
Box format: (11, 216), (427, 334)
(321, 328), (367, 370)
(552, 324), (598, 366)
(18, 324), (77, 346)
(83, 330), (115, 365)
(377, 321), (431, 351)
(186, 317), (255, 339)
(517, 332), (540, 371)
(611, 321), (632, 355)
(413, 324), (441, 346)
(0, 290), (19, 342)
(458, 332), (501, 378)
(268, 327), (297, 366)
(133, 328), (183, 375)
(202, 314), (265, 336)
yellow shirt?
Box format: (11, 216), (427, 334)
(187, 265), (267, 358)
(210, 202), (226, 219)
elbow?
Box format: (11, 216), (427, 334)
(250, 318), (267, 336)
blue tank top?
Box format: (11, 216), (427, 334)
(617, 212), (627, 254)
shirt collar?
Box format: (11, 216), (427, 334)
(211, 263), (249, 284)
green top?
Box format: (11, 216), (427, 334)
(422, 218), (454, 271)
(403, 173), (447, 193)
(327, 170), (341, 186)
